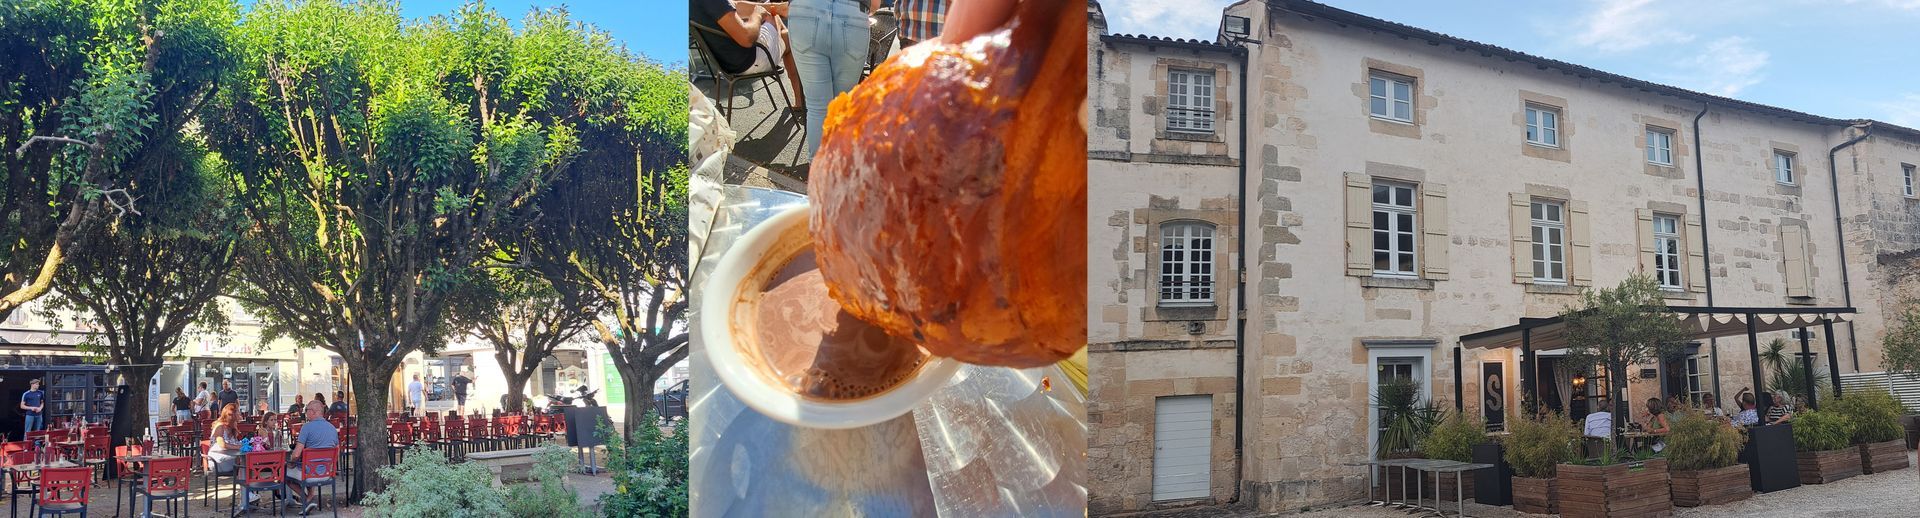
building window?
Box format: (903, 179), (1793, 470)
(1646, 128), (1674, 165)
(1373, 357), (1425, 434)
(1775, 151), (1795, 185)
(1167, 69), (1215, 133)
(1369, 73), (1414, 123)
(1372, 181), (1418, 277)
(1159, 221), (1215, 305)
(1904, 164), (1915, 197)
(1685, 354), (1710, 403)
(1652, 214), (1682, 290)
(1530, 200), (1566, 283)
(1525, 105), (1560, 147)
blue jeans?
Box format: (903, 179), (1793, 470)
(787, 0), (870, 156)
(22, 413), (40, 438)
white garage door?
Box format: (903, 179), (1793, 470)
(1153, 395), (1213, 501)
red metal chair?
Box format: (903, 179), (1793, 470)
(386, 422), (414, 466)
(78, 435), (109, 482)
(291, 447), (339, 517)
(440, 417), (468, 461)
(467, 416), (494, 453)
(416, 418), (446, 458)
(139, 456), (191, 518)
(200, 439), (241, 512)
(30, 466), (89, 517)
(111, 444), (148, 514)
(234, 450), (287, 515)
(7, 450), (41, 518)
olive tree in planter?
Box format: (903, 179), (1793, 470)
(1420, 412), (1488, 500)
(1879, 298), (1920, 448)
(1665, 410), (1751, 507)
(1828, 388), (1910, 475)
(1502, 411), (1577, 514)
(1791, 409), (1861, 484)
(1554, 275), (1688, 517)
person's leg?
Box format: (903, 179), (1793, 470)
(787, 0), (834, 156)
(828, 2), (870, 110)
(772, 16), (804, 112)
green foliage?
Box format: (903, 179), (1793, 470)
(598, 415), (688, 518)
(1420, 411), (1487, 462)
(1504, 412), (1578, 478)
(1561, 274), (1690, 444)
(504, 446), (592, 518)
(1372, 377), (1439, 457)
(1828, 388), (1906, 444)
(1790, 409), (1856, 452)
(1883, 299), (1920, 376)
(1759, 337), (1830, 403)
(1665, 410), (1744, 471)
(362, 446), (510, 518)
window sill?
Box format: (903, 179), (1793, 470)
(1360, 276), (1434, 290)
(1370, 115), (1415, 125)
(1524, 283), (1582, 295)
(1162, 130), (1221, 142)
(1648, 161), (1675, 168)
(1148, 303), (1225, 323)
(1525, 141), (1561, 150)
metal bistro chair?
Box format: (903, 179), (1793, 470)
(139, 456), (191, 518)
(112, 443), (148, 514)
(78, 435), (109, 483)
(200, 440), (240, 512)
(7, 450), (41, 518)
(30, 467), (90, 518)
(865, 7), (899, 78)
(689, 20), (792, 117)
(385, 422), (414, 466)
(467, 416), (494, 453)
(441, 417), (468, 461)
(290, 447), (338, 517)
(233, 450), (287, 516)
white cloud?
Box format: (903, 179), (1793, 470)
(1679, 37), (1770, 96)
(1569, 0), (1695, 53)
(1876, 93), (1920, 127)
(1100, 0), (1239, 41)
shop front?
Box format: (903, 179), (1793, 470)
(190, 358), (294, 416)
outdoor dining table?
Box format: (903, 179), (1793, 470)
(4, 459), (79, 518)
(1420, 459), (1494, 518)
(1358, 458), (1493, 518)
(119, 453), (161, 518)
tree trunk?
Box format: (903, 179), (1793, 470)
(616, 366), (659, 438)
(349, 366), (394, 502)
(120, 365), (159, 441)
(503, 370), (532, 414)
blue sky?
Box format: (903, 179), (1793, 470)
(241, 1), (688, 66)
(1102, 0), (1920, 126)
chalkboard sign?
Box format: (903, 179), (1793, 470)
(563, 406), (610, 448)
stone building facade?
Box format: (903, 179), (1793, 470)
(1086, 0), (1920, 514)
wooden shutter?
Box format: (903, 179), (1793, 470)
(1685, 214), (1707, 293)
(1422, 184), (1449, 280)
(1783, 225), (1811, 298)
(1635, 209), (1657, 276)
(1346, 173), (1373, 276)
(1510, 193), (1531, 283)
(1570, 200), (1592, 287)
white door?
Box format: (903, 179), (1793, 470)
(1152, 395), (1213, 501)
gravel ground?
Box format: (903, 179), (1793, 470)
(1282, 450), (1920, 518)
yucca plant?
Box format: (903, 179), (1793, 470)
(1373, 377), (1440, 457)
(1666, 410), (1744, 471)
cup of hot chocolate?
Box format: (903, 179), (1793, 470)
(702, 204), (961, 429)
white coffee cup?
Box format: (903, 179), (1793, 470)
(700, 204), (960, 429)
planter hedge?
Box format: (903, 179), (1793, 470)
(1557, 458), (1671, 518)
(1510, 475), (1555, 515)
(1859, 439), (1909, 475)
(1670, 463), (1751, 507)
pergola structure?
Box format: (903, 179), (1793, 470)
(1455, 306), (1857, 420)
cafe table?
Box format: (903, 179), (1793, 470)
(4, 459), (79, 518)
(118, 453), (162, 518)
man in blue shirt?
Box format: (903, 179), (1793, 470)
(19, 378), (44, 438)
(286, 400), (339, 514)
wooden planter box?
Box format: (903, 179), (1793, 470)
(1424, 470), (1475, 501)
(1557, 458), (1671, 518)
(1859, 439), (1910, 475)
(1795, 447), (1862, 484)
(1670, 464), (1752, 507)
(1510, 476), (1555, 515)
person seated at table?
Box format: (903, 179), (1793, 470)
(1732, 389), (1760, 427)
(1766, 391), (1795, 425)
(206, 403), (243, 473)
(285, 400), (337, 515)
(692, 0), (806, 112)
(1700, 392), (1727, 419)
(1644, 398), (1671, 434)
(253, 413), (282, 451)
(329, 391), (348, 414)
(1581, 408), (1613, 457)
(288, 395), (306, 415)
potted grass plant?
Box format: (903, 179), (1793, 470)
(1790, 409), (1861, 484)
(1665, 409), (1750, 507)
(1419, 411), (1488, 499)
(1828, 388), (1910, 475)
(1502, 411), (1576, 514)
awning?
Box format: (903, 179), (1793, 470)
(1459, 306), (1856, 351)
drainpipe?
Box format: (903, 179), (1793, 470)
(1693, 103), (1723, 399)
(1229, 40), (1251, 507)
(1829, 123), (1872, 372)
